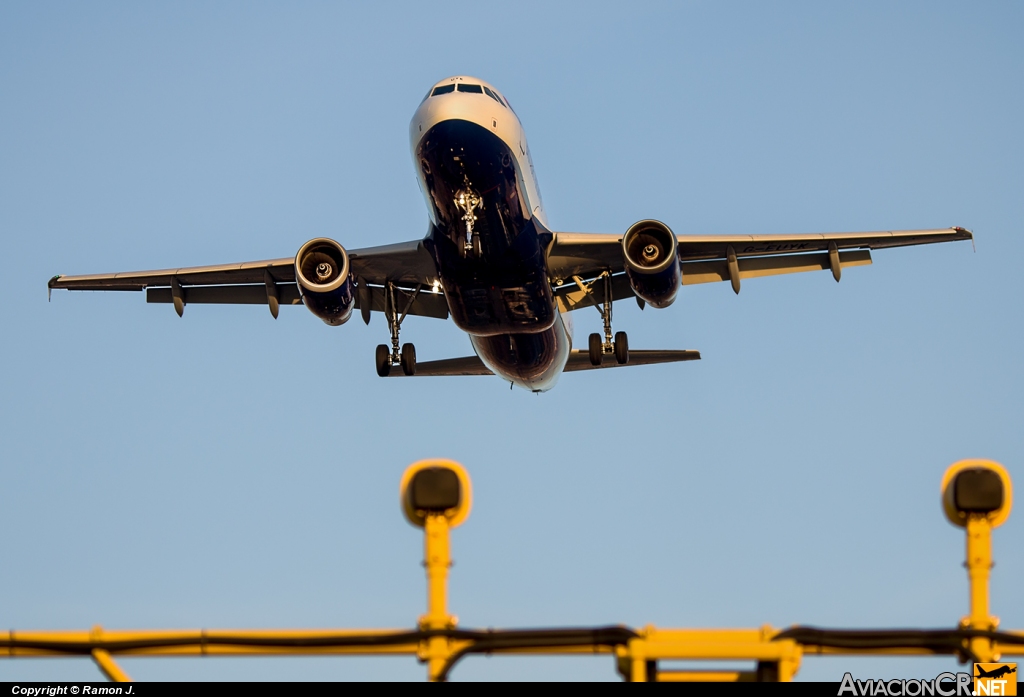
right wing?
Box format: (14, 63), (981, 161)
(548, 227), (973, 310)
(48, 240), (449, 320)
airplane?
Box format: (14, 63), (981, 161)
(976, 665), (1016, 680)
(48, 75), (973, 392)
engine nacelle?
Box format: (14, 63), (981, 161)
(621, 220), (680, 308)
(295, 237), (355, 326)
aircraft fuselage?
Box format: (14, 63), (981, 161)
(410, 77), (572, 391)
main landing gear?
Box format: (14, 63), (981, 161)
(586, 272), (629, 367)
(375, 282), (422, 377)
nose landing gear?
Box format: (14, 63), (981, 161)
(375, 282), (422, 377)
(454, 187), (482, 255)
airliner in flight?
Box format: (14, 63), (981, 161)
(49, 75), (972, 392)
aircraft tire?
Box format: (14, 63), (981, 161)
(375, 344), (391, 377)
(401, 343), (417, 376)
(614, 332), (629, 365)
(588, 333), (603, 366)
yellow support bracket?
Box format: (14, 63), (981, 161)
(91, 649), (131, 683)
(616, 626), (802, 682)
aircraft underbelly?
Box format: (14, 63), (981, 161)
(417, 119), (556, 338)
(470, 313), (571, 391)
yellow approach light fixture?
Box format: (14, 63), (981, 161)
(399, 458), (473, 529)
(398, 459), (474, 679)
(942, 459), (1013, 530)
(939, 460), (1015, 667)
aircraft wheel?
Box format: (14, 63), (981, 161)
(375, 344), (391, 377)
(588, 333), (603, 366)
(614, 331), (629, 365)
(401, 343), (417, 376)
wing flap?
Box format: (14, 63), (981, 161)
(146, 283), (448, 319)
(681, 249), (871, 286)
(357, 284), (449, 320)
(551, 250), (873, 309)
(674, 227), (972, 260)
(147, 284), (303, 306)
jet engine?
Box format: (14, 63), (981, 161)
(621, 220), (680, 308)
(295, 237), (355, 326)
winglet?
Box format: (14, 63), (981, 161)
(48, 275), (61, 301)
(952, 226), (975, 252)
(960, 227), (975, 253)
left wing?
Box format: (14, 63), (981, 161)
(48, 240), (449, 320)
(548, 226), (973, 310)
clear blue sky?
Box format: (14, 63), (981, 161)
(1, 1), (1021, 682)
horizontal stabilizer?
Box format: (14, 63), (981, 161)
(563, 349), (701, 371)
(399, 355), (493, 376)
(385, 349), (700, 377)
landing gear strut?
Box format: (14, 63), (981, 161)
(375, 282), (422, 377)
(454, 187), (482, 255)
(585, 272), (628, 366)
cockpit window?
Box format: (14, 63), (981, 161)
(483, 86), (506, 107)
(456, 83), (483, 93)
(431, 84), (456, 96)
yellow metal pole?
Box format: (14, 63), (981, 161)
(421, 513), (455, 681)
(964, 515), (996, 662)
(91, 649), (131, 682)
(625, 637), (648, 682)
(778, 652), (801, 682)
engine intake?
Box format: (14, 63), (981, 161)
(295, 237), (355, 326)
(622, 220), (680, 308)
